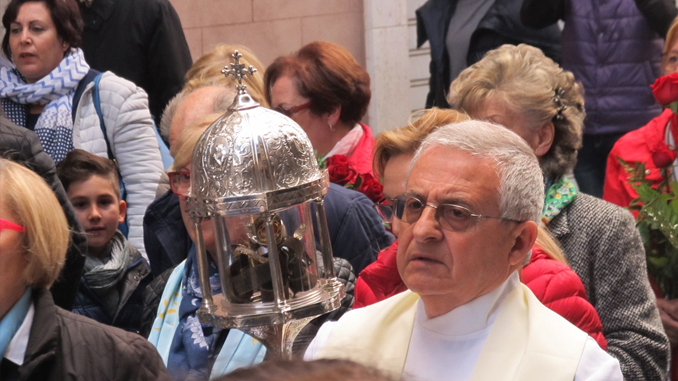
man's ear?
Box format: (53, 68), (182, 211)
(507, 221), (538, 267)
(118, 199), (127, 224)
(533, 122), (555, 157)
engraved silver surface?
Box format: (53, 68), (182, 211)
(189, 50), (340, 360)
(188, 107), (322, 209)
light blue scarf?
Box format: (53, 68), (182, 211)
(148, 251), (266, 379)
(0, 49), (89, 163)
(0, 288), (32, 375)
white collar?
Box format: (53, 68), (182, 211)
(414, 271), (520, 337)
(325, 123), (363, 158)
(4, 303), (34, 366)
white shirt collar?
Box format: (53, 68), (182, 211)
(4, 302), (34, 366)
(414, 271), (520, 337)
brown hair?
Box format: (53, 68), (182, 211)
(2, 0), (83, 60)
(265, 41), (371, 127)
(373, 108), (470, 178)
(214, 359), (396, 381)
(56, 149), (120, 198)
(0, 158), (69, 288)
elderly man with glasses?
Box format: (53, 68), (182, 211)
(305, 120), (622, 380)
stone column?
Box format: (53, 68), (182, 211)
(363, 0), (411, 134)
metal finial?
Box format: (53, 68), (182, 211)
(222, 50), (258, 94)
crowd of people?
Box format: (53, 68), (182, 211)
(2, 0), (678, 379)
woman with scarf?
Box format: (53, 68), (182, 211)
(447, 43), (669, 380)
(0, 0), (164, 256)
(264, 41), (374, 177)
(0, 158), (168, 380)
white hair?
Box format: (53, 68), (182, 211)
(409, 120), (544, 223)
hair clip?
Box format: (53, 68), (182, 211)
(553, 87), (567, 121)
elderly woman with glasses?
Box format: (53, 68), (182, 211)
(264, 41), (374, 176)
(0, 158), (169, 380)
(354, 107), (606, 349)
(448, 43), (668, 380)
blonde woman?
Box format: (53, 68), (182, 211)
(182, 44), (268, 107)
(0, 158), (169, 380)
(448, 43), (668, 379)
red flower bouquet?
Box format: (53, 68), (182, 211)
(323, 155), (383, 202)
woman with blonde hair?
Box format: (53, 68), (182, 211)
(183, 44), (268, 107)
(0, 158), (168, 380)
(354, 107), (606, 348)
(448, 43), (667, 379)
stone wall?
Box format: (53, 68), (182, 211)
(169, 0), (366, 68)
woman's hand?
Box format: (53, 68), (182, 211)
(656, 298), (678, 346)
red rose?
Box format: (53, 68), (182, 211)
(651, 73), (678, 106)
(326, 155), (351, 168)
(326, 155), (357, 186)
(357, 173), (384, 203)
(651, 146), (677, 169)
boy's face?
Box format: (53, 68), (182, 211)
(67, 175), (126, 257)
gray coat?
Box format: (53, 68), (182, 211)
(550, 193), (669, 380)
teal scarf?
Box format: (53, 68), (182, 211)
(0, 288), (32, 374)
(542, 176), (578, 225)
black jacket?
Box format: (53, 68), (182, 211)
(0, 117), (87, 310)
(416, 0), (562, 108)
(72, 254), (152, 333)
(79, 0), (192, 126)
(5, 288), (170, 381)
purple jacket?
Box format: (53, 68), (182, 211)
(561, 0), (663, 135)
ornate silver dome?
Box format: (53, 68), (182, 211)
(186, 51), (328, 218)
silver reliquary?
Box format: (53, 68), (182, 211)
(184, 50), (345, 359)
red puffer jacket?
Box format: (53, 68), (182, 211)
(354, 241), (607, 350)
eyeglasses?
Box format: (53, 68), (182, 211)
(373, 198), (395, 223)
(168, 171), (191, 195)
(393, 196), (521, 232)
(273, 102), (311, 118)
(0, 218), (24, 233)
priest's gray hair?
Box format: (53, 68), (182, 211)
(409, 120), (544, 223)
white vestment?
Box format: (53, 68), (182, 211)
(305, 272), (622, 380)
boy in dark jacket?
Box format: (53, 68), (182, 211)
(57, 149), (151, 333)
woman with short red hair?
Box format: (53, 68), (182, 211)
(265, 41), (374, 176)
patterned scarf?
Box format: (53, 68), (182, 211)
(542, 175), (578, 225)
(0, 49), (89, 163)
(167, 246), (224, 381)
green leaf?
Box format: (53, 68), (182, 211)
(649, 256), (669, 267)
